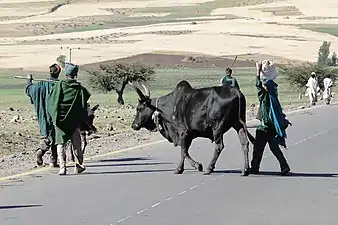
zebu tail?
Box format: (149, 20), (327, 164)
(234, 88), (256, 145)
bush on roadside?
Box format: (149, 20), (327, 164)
(279, 62), (338, 90)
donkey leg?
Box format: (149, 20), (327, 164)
(81, 133), (87, 154)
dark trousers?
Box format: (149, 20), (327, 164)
(251, 130), (290, 171)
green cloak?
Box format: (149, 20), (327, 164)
(47, 79), (91, 144)
(255, 76), (273, 132)
(26, 80), (57, 137)
(220, 75), (240, 89)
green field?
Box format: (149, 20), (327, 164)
(299, 24), (338, 37)
(0, 67), (306, 109)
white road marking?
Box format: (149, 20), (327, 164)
(165, 197), (173, 201)
(190, 185), (199, 190)
(117, 216), (132, 223)
(262, 127), (337, 159)
(152, 202), (161, 208)
(178, 190), (187, 195)
(137, 208), (148, 214)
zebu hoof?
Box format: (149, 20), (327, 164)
(195, 162), (203, 172)
(174, 168), (184, 174)
(203, 168), (214, 175)
(241, 169), (250, 176)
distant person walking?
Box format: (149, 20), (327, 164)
(47, 63), (91, 175)
(323, 75), (333, 105)
(305, 72), (319, 106)
(25, 64), (61, 167)
(219, 68), (240, 89)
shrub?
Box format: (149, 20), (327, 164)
(279, 62), (338, 90)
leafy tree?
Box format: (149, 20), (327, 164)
(56, 55), (66, 68)
(87, 62), (155, 105)
(332, 52), (337, 66)
(317, 41), (331, 66)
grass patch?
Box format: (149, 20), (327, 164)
(299, 24), (338, 37)
(58, 24), (109, 34)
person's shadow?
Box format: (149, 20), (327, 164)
(214, 169), (338, 177)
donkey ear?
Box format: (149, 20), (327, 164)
(92, 104), (99, 111)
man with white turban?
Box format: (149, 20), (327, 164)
(323, 75), (333, 104)
(305, 72), (319, 106)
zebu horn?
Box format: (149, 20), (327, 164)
(129, 81), (146, 99)
(140, 83), (150, 97)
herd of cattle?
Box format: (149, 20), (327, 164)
(83, 81), (256, 176)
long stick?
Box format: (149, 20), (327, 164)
(228, 55), (238, 68)
(14, 76), (53, 82)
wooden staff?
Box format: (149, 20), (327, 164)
(228, 55), (238, 68)
(14, 76), (53, 82)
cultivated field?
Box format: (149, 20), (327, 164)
(1, 0), (338, 177)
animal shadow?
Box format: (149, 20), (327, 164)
(96, 157), (151, 163)
(0, 204), (42, 210)
(72, 169), (174, 176)
(85, 162), (172, 168)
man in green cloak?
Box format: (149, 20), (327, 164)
(26, 63), (61, 167)
(250, 61), (291, 176)
(47, 62), (91, 175)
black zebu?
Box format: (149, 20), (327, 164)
(130, 81), (255, 176)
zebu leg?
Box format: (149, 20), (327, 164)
(204, 135), (224, 175)
(174, 148), (186, 174)
(236, 126), (250, 176)
(174, 136), (202, 174)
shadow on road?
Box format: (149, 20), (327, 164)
(69, 169), (174, 176)
(215, 169), (338, 177)
(96, 157), (151, 163)
(0, 204), (42, 210)
(258, 171), (338, 177)
(213, 170), (242, 174)
(85, 162), (173, 168)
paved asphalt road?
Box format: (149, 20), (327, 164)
(1, 105), (338, 225)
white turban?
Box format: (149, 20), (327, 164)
(257, 60), (277, 82)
